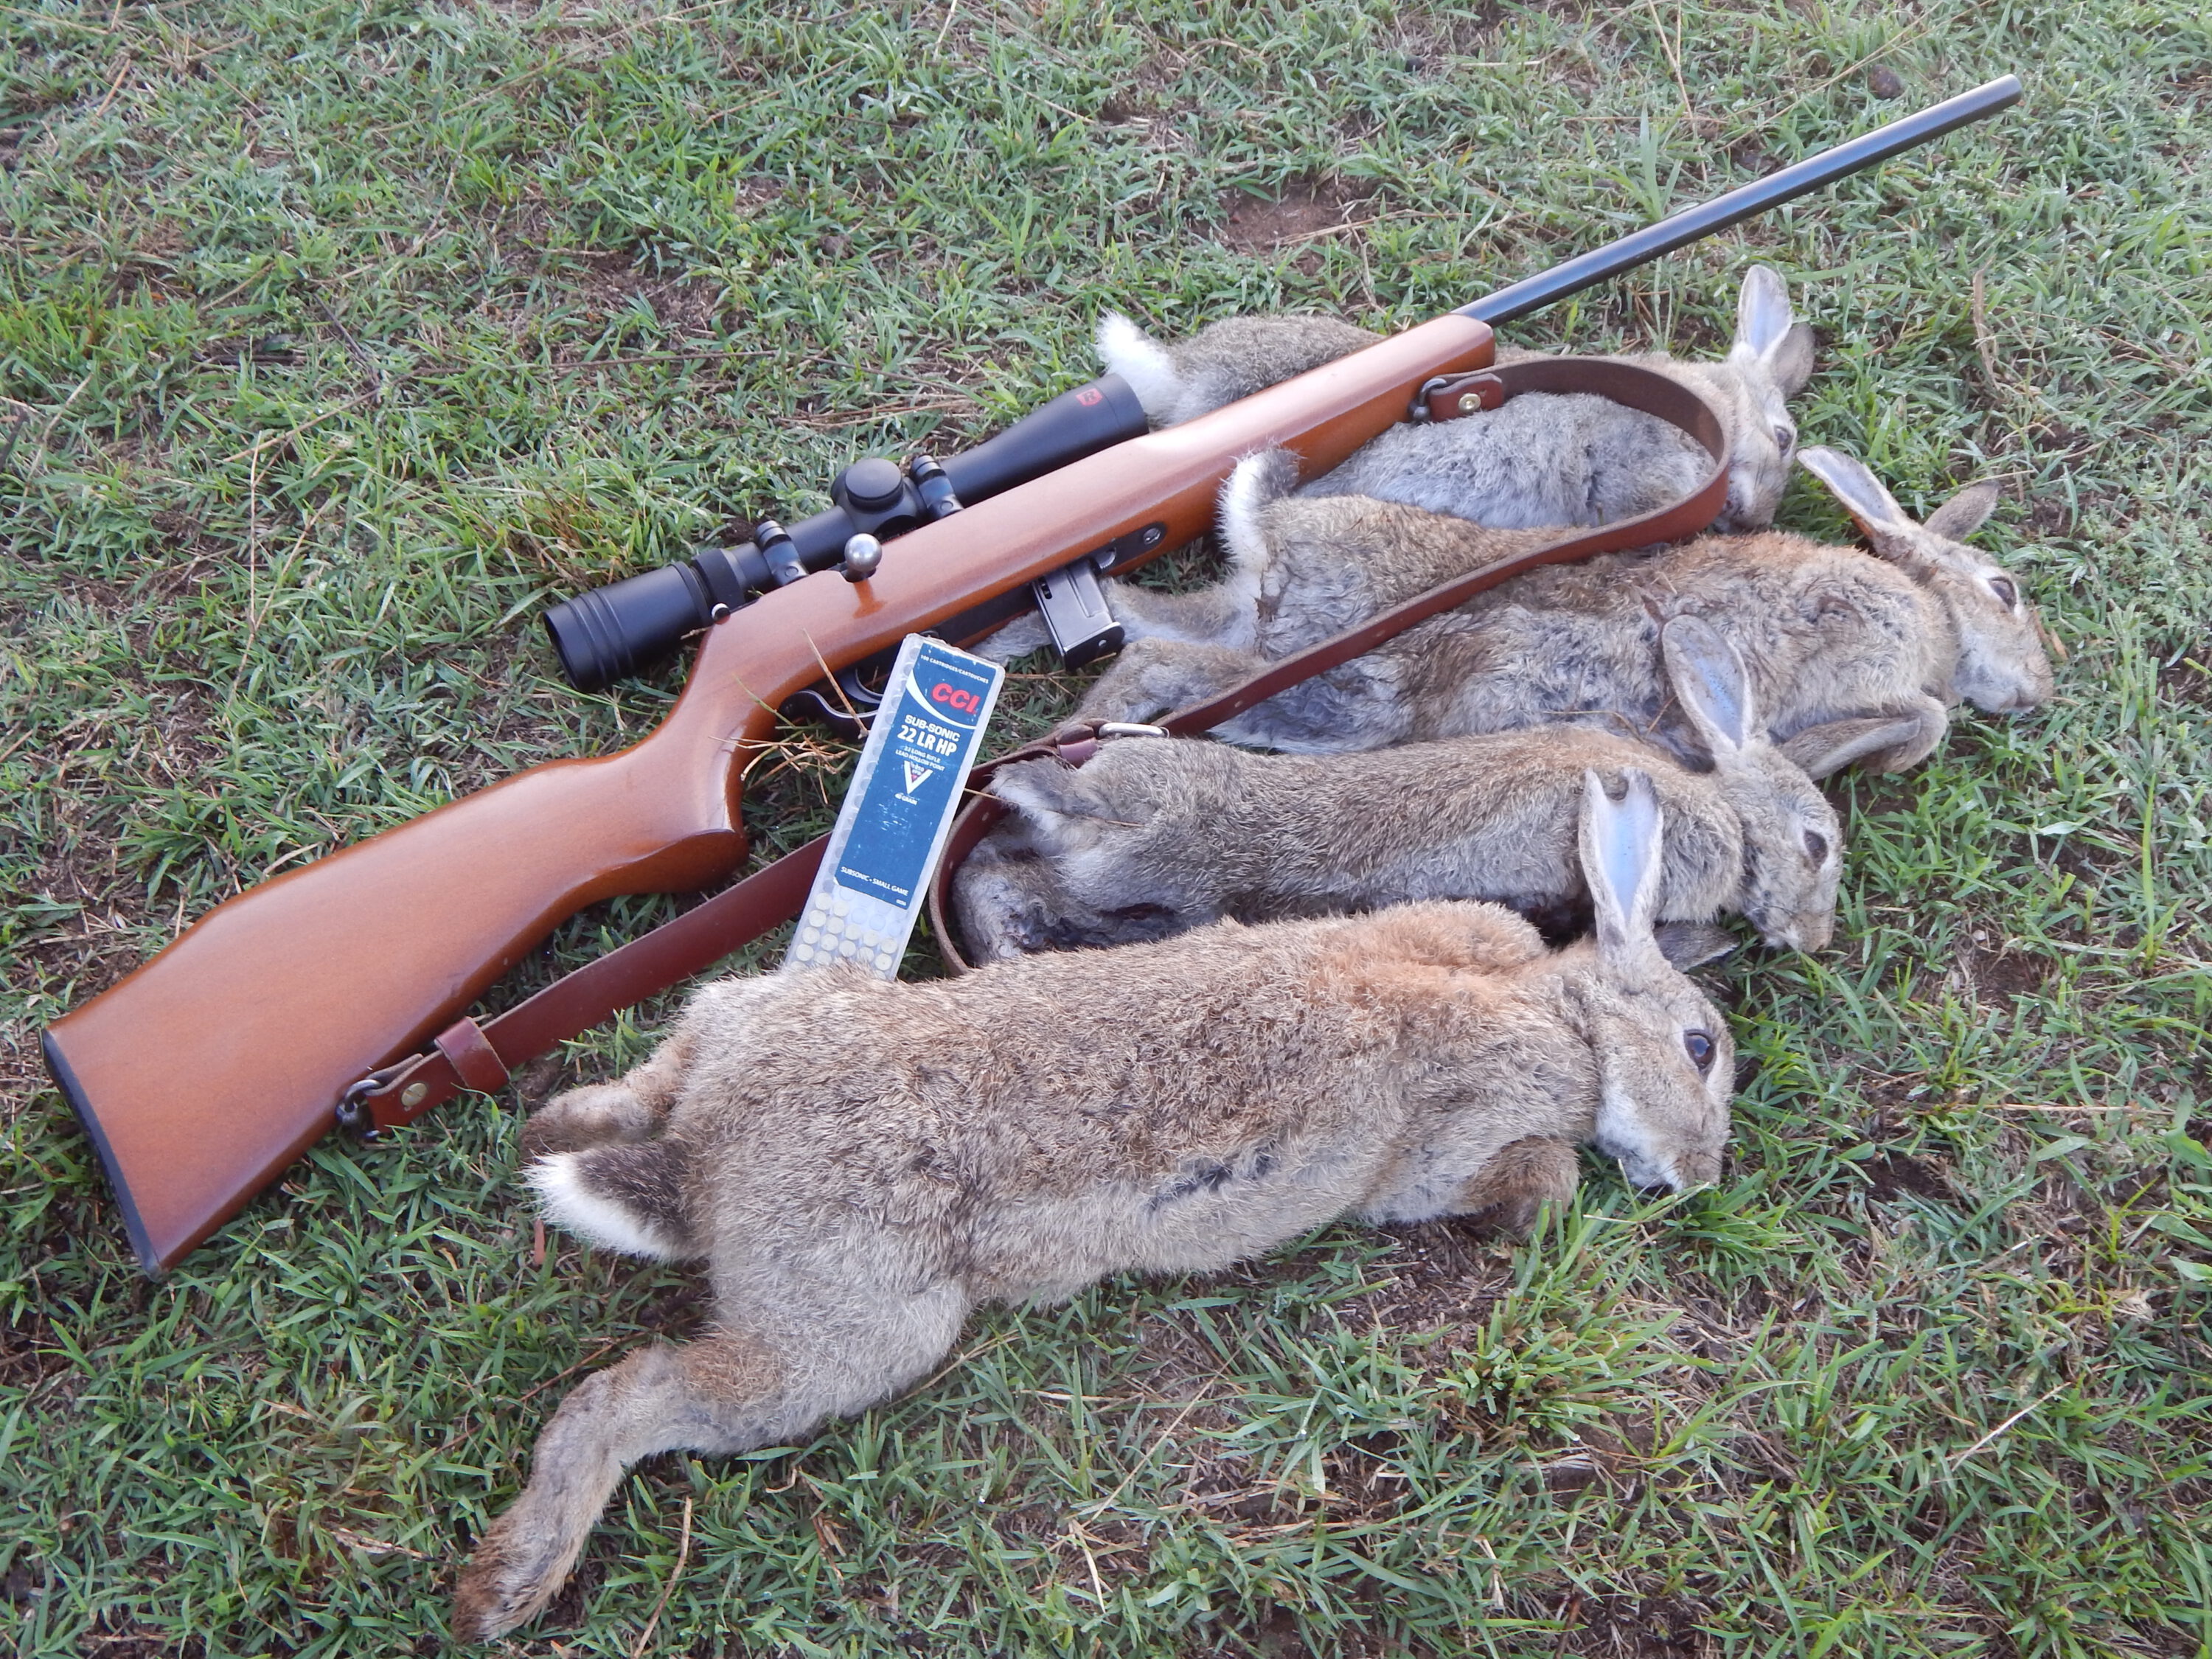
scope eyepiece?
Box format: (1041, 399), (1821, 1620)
(543, 540), (776, 692)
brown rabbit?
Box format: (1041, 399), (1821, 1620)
(1076, 446), (2053, 774)
(958, 616), (1857, 958)
(1099, 264), (1815, 532)
(451, 773), (1736, 1640)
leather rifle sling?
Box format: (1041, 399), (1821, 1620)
(353, 357), (1727, 1129)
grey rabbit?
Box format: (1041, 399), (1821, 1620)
(452, 773), (1736, 1640)
(1076, 445), (2054, 775)
(956, 616), (1844, 959)
(1098, 263), (1812, 535)
(978, 267), (1812, 664)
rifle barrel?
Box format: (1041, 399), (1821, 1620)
(1461, 74), (2023, 325)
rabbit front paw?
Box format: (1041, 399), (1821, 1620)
(1457, 1136), (1581, 1237)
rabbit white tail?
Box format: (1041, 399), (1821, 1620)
(1096, 313), (1183, 425)
(1218, 448), (1299, 580)
(529, 1145), (694, 1262)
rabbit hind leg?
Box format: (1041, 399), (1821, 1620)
(453, 1283), (969, 1641)
(451, 1332), (790, 1641)
(1102, 577), (1259, 649)
(520, 1025), (698, 1161)
(1100, 452), (1284, 650)
(1778, 695), (1948, 779)
(1075, 638), (1265, 724)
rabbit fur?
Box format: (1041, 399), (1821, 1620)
(451, 773), (1736, 1641)
(977, 268), (1811, 664)
(1075, 446), (2053, 776)
(956, 618), (1842, 960)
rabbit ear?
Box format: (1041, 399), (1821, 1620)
(1581, 768), (1666, 967)
(1779, 712), (1935, 779)
(1795, 445), (1910, 532)
(1795, 446), (1928, 563)
(1735, 267), (1813, 395)
(991, 757), (1111, 824)
(1655, 922), (1738, 970)
(1660, 615), (1760, 762)
(1735, 265), (1796, 359)
(1923, 479), (2001, 543)
(1766, 321), (1815, 397)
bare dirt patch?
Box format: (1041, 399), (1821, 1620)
(1094, 50), (1200, 152)
(1338, 1218), (1520, 1338)
(0, 1300), (69, 1391)
(488, 181), (776, 342)
(2166, 64), (2212, 110)
(1103, 100), (1194, 154)
(1955, 937), (2053, 1002)
(1214, 179), (1377, 260)
(1863, 1151), (1955, 1204)
(1561, 1590), (1720, 1658)
(1393, 6), (1509, 70)
(2027, 492), (2079, 537)
(565, 249), (729, 336)
(1226, 1601), (1462, 1659)
(73, 1625), (202, 1659)
(2026, 417), (2096, 467)
(1245, 1606), (1321, 1658)
(2158, 655), (2212, 708)
(1, 570), (129, 619)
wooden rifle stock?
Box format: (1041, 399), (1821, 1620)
(44, 313), (1496, 1274)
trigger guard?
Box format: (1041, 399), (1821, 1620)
(782, 664), (886, 740)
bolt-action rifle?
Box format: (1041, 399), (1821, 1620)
(42, 80), (2022, 1276)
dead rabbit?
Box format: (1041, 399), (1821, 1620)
(453, 771), (1736, 1639)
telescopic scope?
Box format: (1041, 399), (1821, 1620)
(544, 375), (1149, 691)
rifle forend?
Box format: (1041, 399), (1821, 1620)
(42, 77), (2023, 1275)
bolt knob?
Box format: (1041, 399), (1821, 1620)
(842, 533), (883, 582)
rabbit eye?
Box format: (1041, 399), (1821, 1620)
(1683, 1029), (1717, 1071)
(1989, 576), (2018, 608)
(1804, 828), (1830, 863)
(1772, 422), (1795, 454)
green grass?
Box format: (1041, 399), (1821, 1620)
(4, 0), (2210, 1653)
